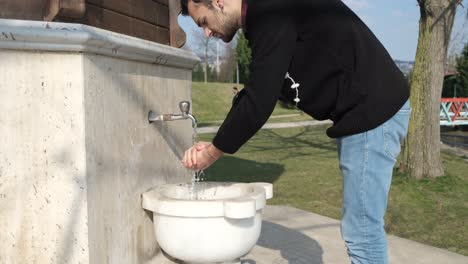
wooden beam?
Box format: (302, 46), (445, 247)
(86, 0), (169, 28)
(44, 0), (86, 21)
(0, 0), (47, 20)
(169, 0), (187, 48)
(152, 0), (168, 6)
(72, 3), (170, 45)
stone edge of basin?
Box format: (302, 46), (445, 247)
(0, 18), (200, 69)
(141, 182), (274, 219)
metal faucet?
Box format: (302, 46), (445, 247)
(148, 101), (198, 128)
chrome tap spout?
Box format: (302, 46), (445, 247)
(148, 101), (197, 128)
(186, 113), (197, 128)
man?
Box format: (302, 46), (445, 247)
(232, 86), (239, 95)
(232, 86), (239, 104)
(180, 0), (411, 263)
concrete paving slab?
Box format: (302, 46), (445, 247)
(243, 205), (468, 264)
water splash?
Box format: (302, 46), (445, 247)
(190, 170), (207, 200)
(188, 122), (207, 200)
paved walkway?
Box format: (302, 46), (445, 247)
(243, 205), (468, 264)
(194, 119), (468, 263)
(197, 120), (333, 134)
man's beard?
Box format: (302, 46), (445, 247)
(217, 11), (239, 43)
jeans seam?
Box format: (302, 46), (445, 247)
(361, 132), (369, 250)
(382, 122), (397, 161)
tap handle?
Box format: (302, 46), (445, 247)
(179, 101), (191, 115)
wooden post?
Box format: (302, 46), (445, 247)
(169, 0), (187, 48)
(44, 0), (85, 21)
(0, 0), (48, 20)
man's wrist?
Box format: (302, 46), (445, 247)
(207, 144), (224, 160)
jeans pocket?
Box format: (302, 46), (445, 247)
(398, 100), (411, 113)
(383, 123), (401, 161)
(383, 109), (411, 160)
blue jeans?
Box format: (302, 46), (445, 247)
(337, 100), (411, 264)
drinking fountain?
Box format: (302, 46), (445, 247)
(142, 182), (273, 264)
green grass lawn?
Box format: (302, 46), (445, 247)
(192, 82), (308, 126)
(197, 125), (468, 256)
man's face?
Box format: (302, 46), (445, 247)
(188, 0), (239, 43)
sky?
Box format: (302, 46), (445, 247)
(178, 0), (468, 61)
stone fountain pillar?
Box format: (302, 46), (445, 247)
(0, 19), (199, 264)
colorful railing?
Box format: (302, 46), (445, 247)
(440, 98), (468, 126)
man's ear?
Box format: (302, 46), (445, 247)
(215, 0), (225, 10)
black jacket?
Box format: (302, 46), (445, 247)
(212, 0), (409, 154)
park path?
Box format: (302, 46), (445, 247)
(244, 205), (468, 264)
(197, 120), (333, 134)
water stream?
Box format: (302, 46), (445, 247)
(188, 122), (206, 200)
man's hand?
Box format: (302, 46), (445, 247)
(182, 141), (224, 171)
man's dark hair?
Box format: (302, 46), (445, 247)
(180, 0), (213, 16)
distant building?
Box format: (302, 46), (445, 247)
(394, 60), (415, 77)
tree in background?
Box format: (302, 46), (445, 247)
(442, 74), (464, 97)
(192, 64), (205, 82)
(218, 41), (238, 83)
(207, 66), (217, 82)
(236, 30), (251, 84)
(187, 28), (217, 83)
(455, 42), (468, 95)
(399, 0), (462, 179)
(442, 41), (468, 97)
(443, 11), (468, 97)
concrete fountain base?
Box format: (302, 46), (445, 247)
(0, 18), (199, 264)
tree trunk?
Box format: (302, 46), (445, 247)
(203, 62), (208, 83)
(399, 0), (458, 179)
(204, 38), (209, 83)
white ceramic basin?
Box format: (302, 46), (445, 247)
(142, 182), (273, 264)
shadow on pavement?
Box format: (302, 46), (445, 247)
(243, 221), (324, 264)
